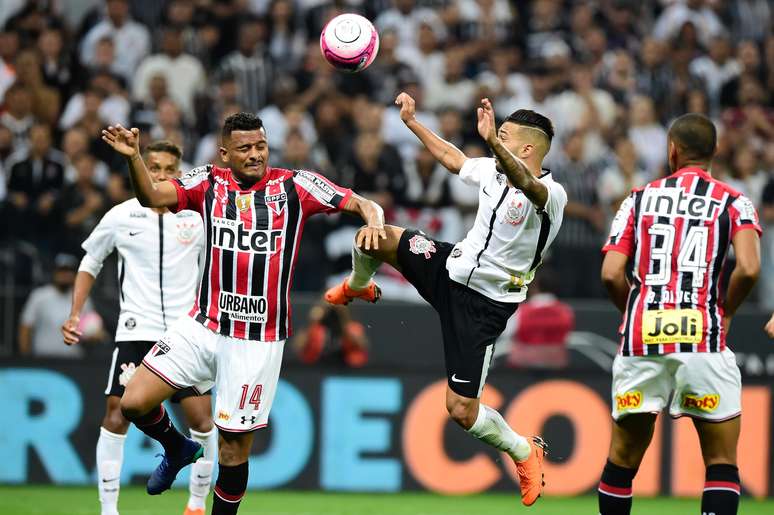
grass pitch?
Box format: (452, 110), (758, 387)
(1, 486), (772, 514)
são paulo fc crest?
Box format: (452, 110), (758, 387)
(265, 192), (287, 215)
(502, 198), (527, 226)
(409, 234), (436, 259)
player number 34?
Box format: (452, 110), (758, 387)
(645, 224), (709, 288)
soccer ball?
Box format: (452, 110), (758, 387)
(320, 13), (379, 73)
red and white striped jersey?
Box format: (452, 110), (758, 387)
(603, 166), (761, 356)
(170, 165), (352, 341)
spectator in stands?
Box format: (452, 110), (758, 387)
(551, 62), (616, 163)
(690, 36), (741, 114)
(597, 137), (649, 216)
(216, 17), (273, 113)
(402, 146), (454, 208)
(727, 145), (767, 206)
(62, 127), (109, 186)
(396, 22), (444, 90)
(549, 129), (606, 298)
(381, 70), (440, 162)
(636, 38), (672, 122)
(37, 26), (74, 101)
(374, 0), (446, 55)
(149, 98), (194, 165)
(56, 153), (107, 255)
(424, 47), (476, 111)
(19, 253), (103, 358)
(6, 124), (66, 247)
(266, 0), (306, 73)
(653, 0), (726, 47)
(727, 0), (772, 43)
(133, 26), (205, 117)
(80, 0), (151, 80)
(365, 29), (415, 105)
(14, 49), (60, 126)
(502, 273), (574, 370)
(0, 29), (18, 102)
(1, 83), (35, 152)
(628, 95), (667, 177)
(339, 129), (406, 210)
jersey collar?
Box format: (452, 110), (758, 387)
(229, 165), (274, 192)
(671, 166), (711, 179)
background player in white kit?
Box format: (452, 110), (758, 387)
(101, 114), (386, 515)
(326, 94), (567, 506)
(61, 141), (217, 515)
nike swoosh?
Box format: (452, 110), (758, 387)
(196, 474), (209, 479)
(129, 231), (142, 236)
(482, 187), (490, 197)
(451, 374), (471, 383)
(102, 477), (119, 483)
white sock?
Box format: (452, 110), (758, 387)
(467, 404), (531, 462)
(348, 241), (381, 290)
(96, 427), (126, 515)
(188, 428), (217, 510)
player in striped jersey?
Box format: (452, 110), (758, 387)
(597, 114), (761, 515)
(101, 113), (385, 515)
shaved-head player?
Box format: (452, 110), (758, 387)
(597, 113), (761, 515)
(326, 93), (568, 506)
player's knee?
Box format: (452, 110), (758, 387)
(102, 408), (129, 434)
(446, 397), (477, 429)
(218, 441), (249, 466)
(120, 393), (147, 421)
(187, 412), (214, 433)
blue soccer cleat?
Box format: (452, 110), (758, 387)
(147, 438), (204, 495)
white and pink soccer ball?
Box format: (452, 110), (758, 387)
(320, 13), (379, 73)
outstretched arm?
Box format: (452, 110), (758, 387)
(62, 271), (96, 345)
(101, 125), (178, 208)
(477, 98), (548, 208)
(396, 92), (467, 174)
(341, 193), (386, 250)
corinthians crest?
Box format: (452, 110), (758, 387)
(409, 234), (436, 259)
(502, 197), (527, 226)
(176, 221), (197, 243)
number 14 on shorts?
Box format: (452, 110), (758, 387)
(239, 384), (262, 411)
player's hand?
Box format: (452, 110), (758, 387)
(395, 92), (416, 123)
(101, 124), (141, 158)
(356, 225), (387, 251)
(765, 314), (774, 338)
(62, 315), (82, 345)
(477, 98), (497, 145)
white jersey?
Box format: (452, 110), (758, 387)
(446, 157), (567, 303)
(80, 198), (204, 342)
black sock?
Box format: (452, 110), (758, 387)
(212, 462), (249, 515)
(134, 405), (187, 456)
(598, 460), (638, 515)
(702, 464), (740, 515)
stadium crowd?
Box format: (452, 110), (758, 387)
(0, 0), (772, 353)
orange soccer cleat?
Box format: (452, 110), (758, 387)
(324, 278), (381, 305)
(515, 436), (548, 507)
(183, 508), (205, 515)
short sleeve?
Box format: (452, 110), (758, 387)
(458, 157), (495, 186)
(20, 289), (41, 326)
(603, 193), (636, 257)
(171, 165), (211, 214)
(729, 194), (762, 237)
(81, 206), (119, 265)
(542, 180), (567, 222)
(293, 170), (353, 215)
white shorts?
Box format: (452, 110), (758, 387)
(611, 349), (741, 422)
(142, 316), (285, 432)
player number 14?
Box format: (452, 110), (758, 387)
(645, 224), (709, 288)
(238, 384), (262, 411)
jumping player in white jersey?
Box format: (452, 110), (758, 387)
(326, 94), (567, 506)
(61, 141), (217, 515)
(101, 114), (385, 515)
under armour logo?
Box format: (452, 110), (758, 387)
(240, 416), (256, 425)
